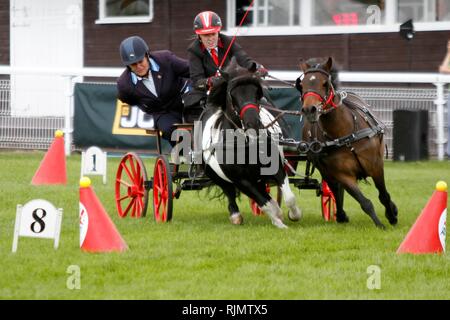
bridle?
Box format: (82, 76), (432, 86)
(225, 74), (262, 129)
(301, 67), (341, 115)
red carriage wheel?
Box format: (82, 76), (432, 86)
(153, 155), (173, 222)
(250, 198), (264, 216)
(249, 185), (281, 216)
(115, 152), (149, 218)
(321, 180), (336, 221)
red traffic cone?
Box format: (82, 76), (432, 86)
(397, 181), (447, 254)
(79, 177), (128, 253)
(31, 130), (67, 185)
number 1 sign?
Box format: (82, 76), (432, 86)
(81, 146), (107, 184)
(12, 199), (63, 253)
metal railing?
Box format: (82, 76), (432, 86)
(340, 86), (444, 159)
(0, 66), (449, 159)
(0, 80), (10, 116)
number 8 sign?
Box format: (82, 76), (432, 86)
(12, 199), (63, 253)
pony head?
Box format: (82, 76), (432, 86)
(208, 58), (264, 131)
(298, 57), (340, 123)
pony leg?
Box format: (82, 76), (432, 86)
(206, 167), (243, 225)
(223, 183), (243, 225)
(254, 183), (283, 221)
(280, 176), (302, 222)
(260, 200), (288, 229)
(372, 173), (398, 225)
(326, 180), (349, 223)
(237, 180), (287, 229)
(340, 177), (386, 229)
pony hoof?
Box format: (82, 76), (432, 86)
(336, 214), (349, 223)
(229, 213), (244, 225)
(288, 207), (302, 222)
(270, 200), (283, 220)
(272, 219), (288, 229)
(277, 212), (284, 221)
(386, 212), (398, 225)
(376, 223), (386, 230)
(388, 217), (398, 226)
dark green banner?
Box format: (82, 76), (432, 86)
(73, 82), (302, 151)
(266, 86), (303, 140)
(74, 82), (159, 151)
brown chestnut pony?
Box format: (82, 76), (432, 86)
(298, 57), (397, 229)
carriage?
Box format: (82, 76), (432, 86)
(114, 56), (397, 229)
(114, 104), (336, 223)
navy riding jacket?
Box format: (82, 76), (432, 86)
(117, 50), (190, 114)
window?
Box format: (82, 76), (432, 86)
(226, 0), (450, 36)
(96, 0), (153, 24)
(235, 0), (300, 27)
(398, 0), (450, 22)
(312, 0), (385, 26)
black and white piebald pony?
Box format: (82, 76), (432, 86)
(199, 60), (301, 228)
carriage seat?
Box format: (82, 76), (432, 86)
(173, 123), (194, 131)
(144, 123), (194, 136)
(145, 129), (159, 135)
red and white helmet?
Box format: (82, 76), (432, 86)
(193, 11), (222, 35)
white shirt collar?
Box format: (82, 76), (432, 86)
(130, 57), (160, 85)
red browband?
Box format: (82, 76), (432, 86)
(240, 103), (259, 119)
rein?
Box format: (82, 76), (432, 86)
(219, 0), (255, 70)
(265, 74), (296, 87)
(222, 110), (242, 130)
(258, 103), (302, 130)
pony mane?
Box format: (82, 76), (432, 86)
(207, 77), (227, 107)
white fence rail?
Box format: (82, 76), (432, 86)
(0, 66), (449, 159)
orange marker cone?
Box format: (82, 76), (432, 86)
(397, 181), (447, 254)
(31, 130), (67, 185)
(79, 177), (128, 253)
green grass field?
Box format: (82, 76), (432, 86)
(0, 151), (449, 299)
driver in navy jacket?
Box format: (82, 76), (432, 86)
(117, 36), (190, 145)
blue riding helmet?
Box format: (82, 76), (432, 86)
(119, 36), (149, 66)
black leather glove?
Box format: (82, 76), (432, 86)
(194, 78), (208, 91)
(194, 75), (221, 91)
(206, 75), (222, 89)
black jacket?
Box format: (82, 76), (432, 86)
(117, 50), (190, 114)
(185, 34), (257, 107)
